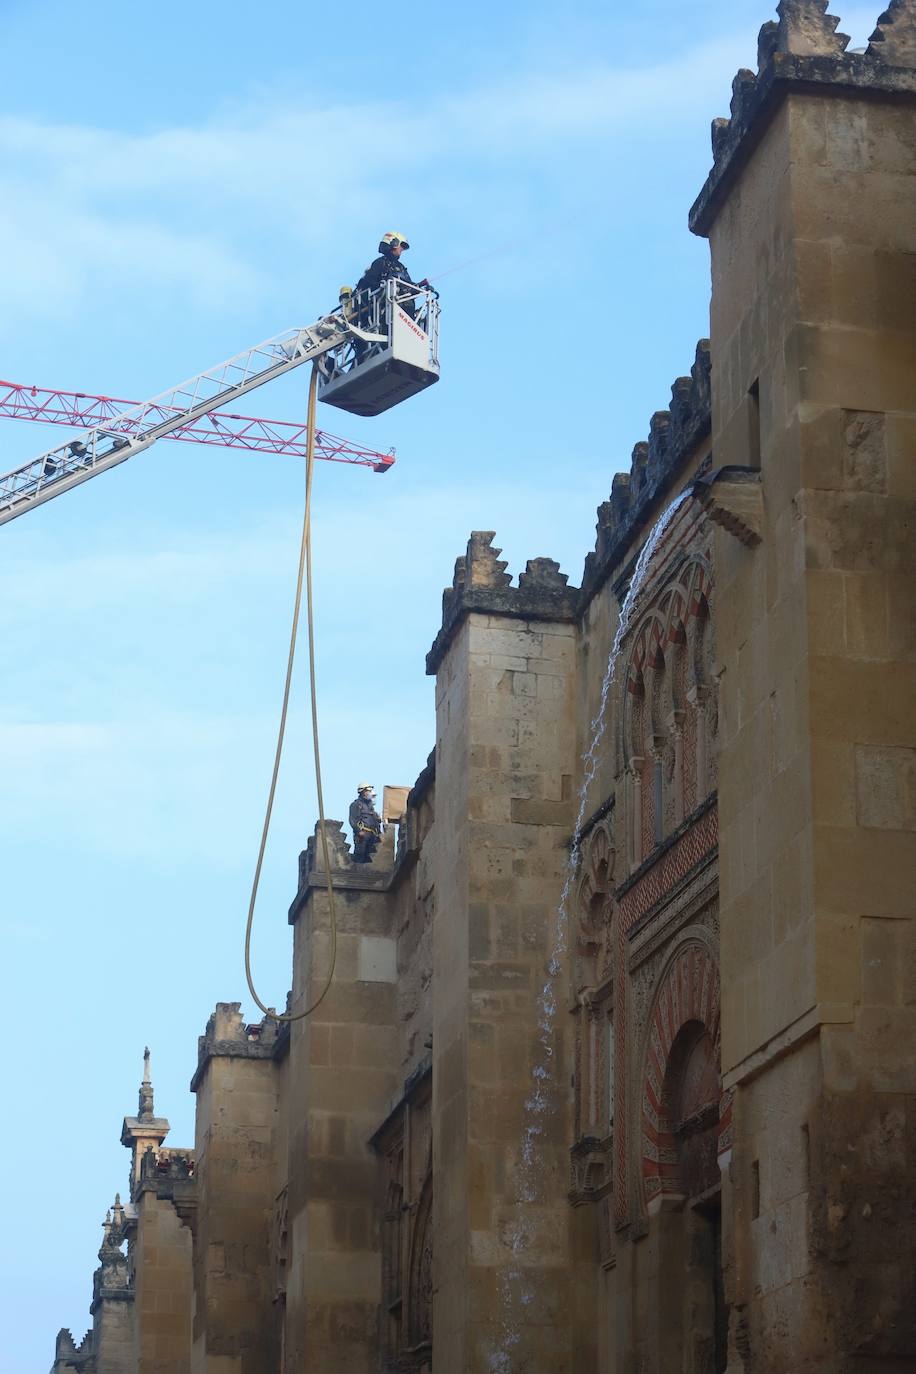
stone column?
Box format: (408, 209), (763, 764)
(669, 711), (685, 827)
(629, 759), (644, 869)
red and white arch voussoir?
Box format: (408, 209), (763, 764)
(640, 940), (731, 1208)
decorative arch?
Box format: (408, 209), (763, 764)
(684, 559), (713, 690)
(615, 550), (717, 869)
(624, 637), (646, 757)
(577, 821), (615, 933)
(640, 939), (727, 1212)
(407, 1174), (433, 1351)
(662, 590), (688, 716)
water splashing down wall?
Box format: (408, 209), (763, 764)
(490, 487), (692, 1371)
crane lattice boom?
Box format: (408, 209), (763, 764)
(0, 381), (394, 473)
(0, 310), (386, 527)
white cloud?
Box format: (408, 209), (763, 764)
(0, 30), (753, 324)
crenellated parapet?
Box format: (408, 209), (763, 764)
(53, 1327), (93, 1366)
(298, 818), (355, 883)
(134, 1145), (198, 1232)
(139, 1146), (196, 1184)
(189, 1001), (280, 1090)
(427, 531), (578, 674)
(869, 1), (916, 64)
(690, 0), (916, 236)
(289, 819), (396, 918)
(580, 340), (712, 608)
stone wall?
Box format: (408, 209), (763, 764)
(284, 825), (401, 1373)
(131, 1192), (192, 1374)
(190, 1004), (282, 1373)
(50, 6), (916, 1373)
(427, 535), (594, 1372)
(691, 5), (916, 1368)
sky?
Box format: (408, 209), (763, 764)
(0, 1), (880, 1367)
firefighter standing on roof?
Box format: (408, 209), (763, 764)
(349, 784), (382, 864)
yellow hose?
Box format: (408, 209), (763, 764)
(244, 360), (337, 1022)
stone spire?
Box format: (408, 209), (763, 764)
(122, 1051), (169, 1194)
(138, 1046), (154, 1120)
(94, 1192), (131, 1308)
(868, 1), (916, 65)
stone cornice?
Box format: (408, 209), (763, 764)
(120, 1114), (169, 1149)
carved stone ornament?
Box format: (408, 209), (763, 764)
(569, 1134), (612, 1202)
(408, 1177), (433, 1351)
(577, 821), (616, 953)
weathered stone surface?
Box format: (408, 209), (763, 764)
(428, 531), (578, 673)
(774, 0), (849, 58)
(690, 11), (916, 236)
(696, 468), (764, 546)
(580, 339), (712, 607)
(869, 0), (916, 66)
(54, 10), (916, 1373)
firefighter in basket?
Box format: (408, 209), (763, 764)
(356, 231), (427, 319)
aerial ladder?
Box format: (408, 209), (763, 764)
(1, 275), (441, 1023)
(0, 278), (439, 526)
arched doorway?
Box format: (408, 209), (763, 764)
(640, 942), (727, 1373)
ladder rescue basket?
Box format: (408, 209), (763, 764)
(318, 279), (440, 418)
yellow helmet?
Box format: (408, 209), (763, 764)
(380, 230), (410, 251)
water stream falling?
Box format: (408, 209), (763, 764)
(490, 489), (691, 1371)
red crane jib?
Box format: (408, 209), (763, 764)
(0, 380), (394, 473)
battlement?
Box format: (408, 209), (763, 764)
(289, 816), (396, 915)
(290, 752), (438, 920)
(53, 1327), (93, 1369)
(139, 1145), (196, 1183)
(580, 339), (712, 609)
(189, 1001), (279, 1090)
(690, 0), (916, 235)
(426, 532), (578, 674)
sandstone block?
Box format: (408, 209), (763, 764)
(855, 744), (916, 830)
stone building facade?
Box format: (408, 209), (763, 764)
(53, 4), (916, 1371)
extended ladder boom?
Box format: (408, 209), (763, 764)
(0, 311), (379, 526)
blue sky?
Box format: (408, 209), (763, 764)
(0, 1), (878, 1366)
